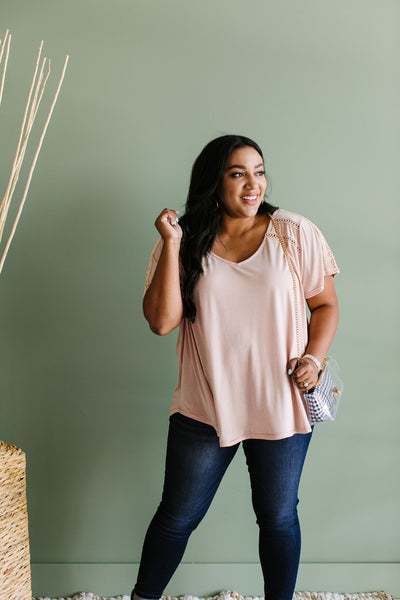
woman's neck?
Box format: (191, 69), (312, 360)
(219, 213), (269, 239)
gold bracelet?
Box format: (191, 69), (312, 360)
(302, 354), (321, 370)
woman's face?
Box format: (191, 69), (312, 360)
(220, 146), (267, 219)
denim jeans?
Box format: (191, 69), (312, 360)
(133, 413), (312, 600)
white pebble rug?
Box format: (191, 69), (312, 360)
(34, 590), (394, 600)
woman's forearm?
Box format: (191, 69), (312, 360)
(290, 275), (339, 390)
(305, 303), (339, 363)
(143, 238), (183, 335)
(304, 274), (339, 363)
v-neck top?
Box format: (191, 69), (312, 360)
(144, 209), (339, 447)
(209, 218), (272, 265)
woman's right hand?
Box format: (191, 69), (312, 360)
(144, 208), (183, 335)
(155, 208), (182, 242)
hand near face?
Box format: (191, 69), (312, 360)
(155, 208), (182, 242)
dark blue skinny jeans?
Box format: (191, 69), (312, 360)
(133, 413), (312, 600)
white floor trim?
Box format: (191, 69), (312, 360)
(31, 563), (400, 600)
(34, 591), (394, 600)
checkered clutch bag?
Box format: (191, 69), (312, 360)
(270, 214), (343, 425)
(303, 356), (343, 424)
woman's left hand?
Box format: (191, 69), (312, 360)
(287, 357), (319, 392)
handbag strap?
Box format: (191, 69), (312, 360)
(269, 213), (302, 359)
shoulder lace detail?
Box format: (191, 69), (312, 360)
(269, 211), (339, 275)
(267, 213), (302, 253)
(319, 234), (339, 275)
(272, 215), (301, 229)
(266, 231), (302, 254)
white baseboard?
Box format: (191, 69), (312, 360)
(31, 563), (400, 599)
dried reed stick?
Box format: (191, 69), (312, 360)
(0, 50), (50, 238)
(0, 35), (69, 274)
(0, 47), (47, 243)
(0, 30), (11, 106)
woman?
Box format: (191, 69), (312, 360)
(133, 135), (339, 600)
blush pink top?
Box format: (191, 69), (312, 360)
(144, 210), (339, 447)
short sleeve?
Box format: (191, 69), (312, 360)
(299, 220), (340, 299)
(143, 237), (164, 296)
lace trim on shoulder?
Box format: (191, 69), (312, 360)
(270, 212), (339, 274)
(266, 231), (302, 254)
(272, 215), (301, 230)
(320, 235), (340, 275)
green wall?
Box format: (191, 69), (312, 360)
(0, 0), (399, 597)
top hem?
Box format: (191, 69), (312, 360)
(169, 408), (312, 447)
(217, 427), (312, 447)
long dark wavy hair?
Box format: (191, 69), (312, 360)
(179, 134), (278, 322)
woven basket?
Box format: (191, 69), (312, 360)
(0, 441), (32, 600)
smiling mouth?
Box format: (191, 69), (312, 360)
(241, 194), (259, 204)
